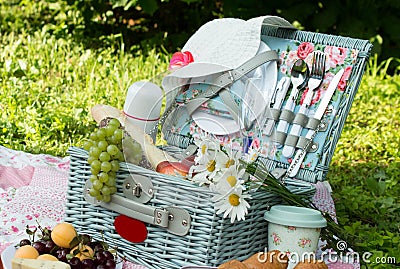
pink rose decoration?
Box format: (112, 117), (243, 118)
(337, 66), (352, 91)
(169, 51), (194, 70)
(324, 46), (348, 69)
(297, 42), (314, 59)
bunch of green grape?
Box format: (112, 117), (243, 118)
(83, 118), (125, 203)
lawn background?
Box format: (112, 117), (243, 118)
(0, 1), (399, 268)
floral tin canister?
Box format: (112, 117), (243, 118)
(264, 205), (327, 268)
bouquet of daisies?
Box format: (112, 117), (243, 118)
(184, 133), (360, 255)
(187, 133), (260, 223)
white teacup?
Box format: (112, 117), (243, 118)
(264, 205), (327, 269)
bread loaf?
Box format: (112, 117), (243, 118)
(218, 250), (288, 269)
(243, 250), (288, 269)
(218, 259), (248, 269)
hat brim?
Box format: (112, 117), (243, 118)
(162, 62), (231, 95)
(182, 16), (266, 69)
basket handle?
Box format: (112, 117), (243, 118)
(83, 180), (191, 236)
(262, 15), (297, 30)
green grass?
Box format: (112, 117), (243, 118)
(0, 29), (169, 154)
(328, 57), (400, 267)
(1, 2), (399, 268)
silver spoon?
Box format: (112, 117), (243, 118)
(291, 59), (309, 91)
(274, 59), (309, 146)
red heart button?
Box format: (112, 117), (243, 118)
(114, 215), (148, 243)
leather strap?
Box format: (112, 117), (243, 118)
(283, 134), (318, 153)
(219, 89), (241, 123)
(284, 134), (299, 148)
(292, 113), (309, 128)
(305, 117), (321, 130)
(273, 131), (287, 145)
(297, 136), (318, 153)
(279, 109), (295, 124)
(267, 108), (281, 121)
(185, 50), (279, 118)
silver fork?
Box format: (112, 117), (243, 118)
(282, 51), (326, 158)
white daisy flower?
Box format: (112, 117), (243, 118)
(242, 146), (260, 163)
(189, 150), (223, 186)
(218, 145), (242, 168)
(193, 134), (220, 165)
(189, 157), (220, 186)
(212, 165), (246, 193)
(213, 186), (251, 223)
(188, 134), (252, 223)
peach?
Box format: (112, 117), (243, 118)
(156, 161), (190, 176)
(14, 245), (39, 259)
(37, 254), (59, 261)
(51, 222), (77, 248)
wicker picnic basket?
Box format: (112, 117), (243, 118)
(65, 16), (372, 269)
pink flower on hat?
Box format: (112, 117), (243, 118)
(169, 51), (194, 70)
(297, 42), (314, 59)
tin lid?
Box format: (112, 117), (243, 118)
(264, 205), (327, 228)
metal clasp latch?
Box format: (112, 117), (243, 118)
(123, 175), (154, 203)
(133, 183), (142, 197)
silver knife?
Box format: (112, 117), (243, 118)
(288, 68), (345, 177)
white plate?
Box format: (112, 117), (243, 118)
(1, 244), (123, 269)
(192, 41), (277, 135)
(192, 110), (240, 136)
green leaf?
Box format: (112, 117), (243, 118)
(374, 169), (387, 180)
(366, 177), (379, 193)
(69, 236), (80, 248)
(377, 181), (386, 195)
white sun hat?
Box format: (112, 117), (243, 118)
(163, 16), (270, 99)
(162, 15), (294, 91)
(182, 17), (265, 68)
(161, 16), (294, 135)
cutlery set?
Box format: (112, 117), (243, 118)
(282, 52), (326, 158)
(263, 51), (344, 177)
(274, 59), (309, 145)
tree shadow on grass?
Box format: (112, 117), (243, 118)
(0, 0), (217, 55)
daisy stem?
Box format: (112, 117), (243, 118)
(244, 161), (366, 256)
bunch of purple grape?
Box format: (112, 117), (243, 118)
(19, 226), (119, 269)
(67, 241), (118, 269)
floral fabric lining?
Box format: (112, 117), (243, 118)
(167, 37), (359, 172)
